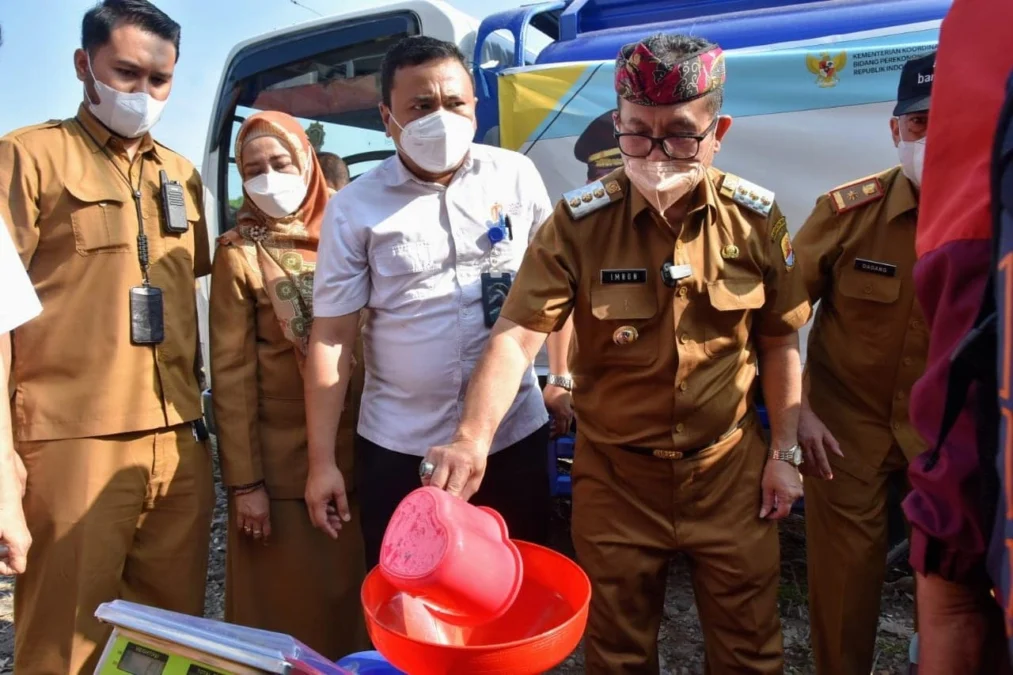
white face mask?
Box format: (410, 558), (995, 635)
(897, 138), (926, 188)
(85, 57), (167, 139)
(243, 171), (309, 219)
(623, 158), (706, 214)
(391, 109), (474, 174)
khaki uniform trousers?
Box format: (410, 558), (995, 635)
(805, 443), (909, 675)
(225, 498), (370, 660)
(571, 423), (783, 674)
(14, 424), (214, 674)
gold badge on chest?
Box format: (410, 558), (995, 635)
(721, 244), (740, 260)
(613, 326), (639, 345)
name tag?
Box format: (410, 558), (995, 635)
(854, 258), (896, 277)
(601, 268), (647, 284)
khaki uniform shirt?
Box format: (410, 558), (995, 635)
(209, 244), (363, 499)
(0, 105), (211, 442)
(792, 166), (928, 474)
(500, 167), (810, 451)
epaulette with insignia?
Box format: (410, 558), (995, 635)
(828, 177), (884, 214)
(562, 178), (623, 220)
(719, 174), (774, 217)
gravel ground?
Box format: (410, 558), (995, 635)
(0, 449), (915, 675)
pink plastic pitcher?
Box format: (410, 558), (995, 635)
(379, 487), (523, 626)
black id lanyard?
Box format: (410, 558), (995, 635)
(77, 119), (164, 344)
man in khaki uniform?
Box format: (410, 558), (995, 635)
(792, 52), (934, 675)
(574, 110), (624, 183)
(423, 34), (810, 674)
(0, 2), (213, 672)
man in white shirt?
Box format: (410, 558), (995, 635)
(0, 217), (41, 575)
(304, 36), (573, 567)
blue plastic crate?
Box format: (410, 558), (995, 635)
(335, 651), (404, 674)
(548, 434), (575, 497)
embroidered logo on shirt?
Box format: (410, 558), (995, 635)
(770, 216), (794, 271)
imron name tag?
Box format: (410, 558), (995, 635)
(601, 268), (647, 284)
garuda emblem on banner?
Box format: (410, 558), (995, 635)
(806, 51), (848, 88)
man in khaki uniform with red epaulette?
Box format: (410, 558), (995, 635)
(791, 51), (935, 675)
(420, 33), (811, 674)
(0, 2), (213, 672)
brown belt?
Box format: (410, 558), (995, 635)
(617, 416), (748, 460)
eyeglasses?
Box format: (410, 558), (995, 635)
(613, 118), (719, 160)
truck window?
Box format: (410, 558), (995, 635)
(213, 14), (421, 231)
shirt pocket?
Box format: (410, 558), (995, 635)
(372, 240), (444, 301)
(156, 192), (203, 264)
(833, 269), (902, 348)
(836, 269), (901, 305)
(177, 192), (202, 239)
(704, 277), (766, 357)
(589, 285), (659, 366)
(67, 182), (130, 255)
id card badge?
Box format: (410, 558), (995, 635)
(129, 285), (165, 345)
(481, 271), (513, 328)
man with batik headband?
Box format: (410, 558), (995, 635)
(210, 111), (368, 658)
(425, 33), (809, 673)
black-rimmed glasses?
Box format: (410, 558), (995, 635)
(613, 118), (719, 160)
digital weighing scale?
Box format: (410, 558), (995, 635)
(92, 600), (353, 675)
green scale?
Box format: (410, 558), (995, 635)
(92, 600), (350, 675)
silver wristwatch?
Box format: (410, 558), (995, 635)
(768, 444), (802, 466)
(547, 374), (574, 392)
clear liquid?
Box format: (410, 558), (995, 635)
(376, 578), (574, 647)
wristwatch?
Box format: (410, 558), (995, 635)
(547, 373), (574, 392)
(768, 444), (802, 466)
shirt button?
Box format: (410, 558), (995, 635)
(679, 334), (691, 345)
(675, 241), (683, 251)
(911, 320), (922, 329)
(863, 285), (873, 294)
(892, 422), (901, 430)
(896, 391), (905, 400)
(678, 381), (688, 392)
(903, 357), (913, 366)
(678, 287), (688, 298)
(676, 423), (685, 433)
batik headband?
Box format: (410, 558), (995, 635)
(615, 41), (726, 106)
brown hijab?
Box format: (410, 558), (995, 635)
(219, 111), (333, 370)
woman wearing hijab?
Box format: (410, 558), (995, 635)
(209, 111), (367, 657)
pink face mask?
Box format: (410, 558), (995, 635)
(623, 158), (706, 214)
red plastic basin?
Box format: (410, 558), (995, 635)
(379, 487), (523, 626)
(363, 541), (591, 675)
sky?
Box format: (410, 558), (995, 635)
(0, 0), (525, 167)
